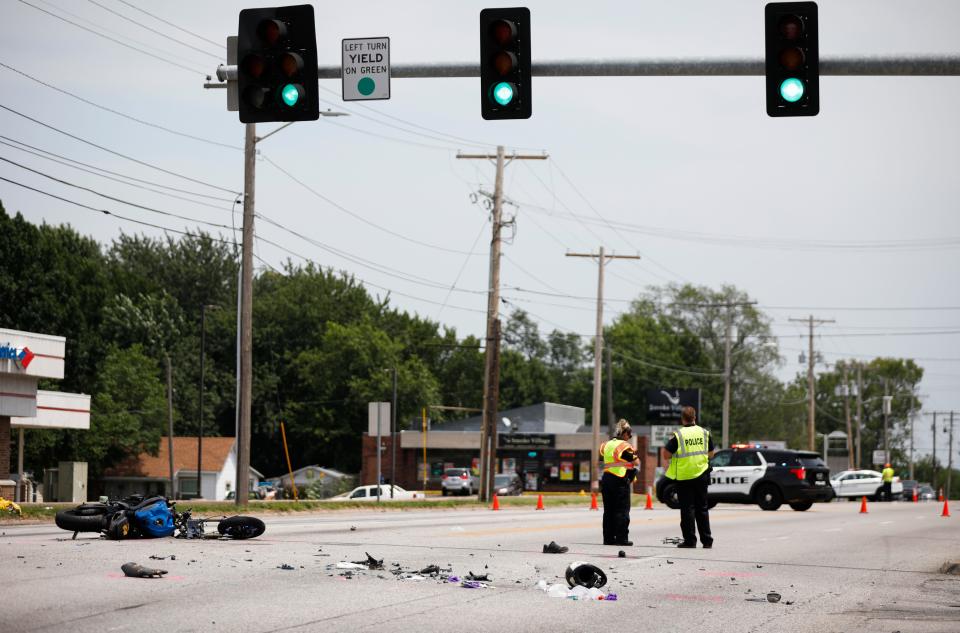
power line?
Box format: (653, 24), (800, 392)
(114, 0), (224, 49)
(436, 219), (489, 320)
(761, 304), (960, 312)
(609, 347), (726, 378)
(17, 0), (207, 76)
(261, 153), (483, 256)
(0, 103), (240, 195)
(0, 134), (237, 203)
(86, 0), (223, 60)
(0, 154), (235, 231)
(0, 175), (236, 243)
(0, 137), (237, 212)
(0, 61), (241, 150)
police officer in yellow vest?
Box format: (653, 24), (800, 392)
(664, 406), (715, 548)
(600, 419), (640, 546)
(881, 463), (895, 501)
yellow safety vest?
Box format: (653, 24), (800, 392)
(601, 439), (633, 478)
(666, 426), (710, 481)
(882, 467), (894, 483)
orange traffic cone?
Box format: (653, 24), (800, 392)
(491, 494), (500, 511)
(942, 499), (951, 518)
(644, 492), (654, 510)
(859, 496), (869, 514)
(590, 492), (599, 511)
(913, 488), (918, 503)
(535, 494), (545, 511)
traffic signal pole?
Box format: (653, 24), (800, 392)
(789, 315), (835, 451)
(235, 122), (255, 508)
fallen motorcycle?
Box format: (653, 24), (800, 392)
(54, 494), (265, 540)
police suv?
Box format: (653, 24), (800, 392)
(656, 444), (834, 511)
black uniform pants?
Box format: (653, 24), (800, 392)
(600, 472), (631, 544)
(675, 472), (712, 545)
(882, 481), (892, 501)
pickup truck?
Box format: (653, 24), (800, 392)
(830, 469), (903, 501)
(329, 485), (423, 501)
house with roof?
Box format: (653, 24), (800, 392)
(102, 436), (262, 500)
(267, 465), (352, 497)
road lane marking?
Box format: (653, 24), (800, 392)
(879, 521), (894, 525)
(823, 528), (843, 532)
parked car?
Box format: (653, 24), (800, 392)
(655, 445), (833, 512)
(900, 479), (919, 500)
(441, 468), (479, 496)
(830, 469), (903, 501)
(226, 490), (262, 500)
(918, 484), (936, 501)
(493, 473), (523, 496)
(330, 485), (422, 501)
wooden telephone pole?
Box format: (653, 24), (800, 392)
(566, 248), (641, 492)
(456, 146), (547, 502)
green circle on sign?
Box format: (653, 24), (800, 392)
(358, 77), (376, 96)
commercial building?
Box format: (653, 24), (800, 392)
(360, 402), (657, 493)
(1, 328), (90, 501)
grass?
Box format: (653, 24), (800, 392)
(0, 493), (602, 523)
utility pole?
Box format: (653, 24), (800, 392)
(882, 380), (891, 463)
(949, 411), (955, 500)
(789, 315), (836, 450)
(165, 354), (176, 500)
(842, 362), (854, 470)
(566, 248), (641, 492)
(457, 146), (547, 502)
(605, 344), (615, 436)
(675, 300), (756, 449)
(933, 411), (939, 488)
(235, 122), (255, 508)
(391, 366), (397, 499)
(856, 362), (864, 468)
(909, 410), (915, 481)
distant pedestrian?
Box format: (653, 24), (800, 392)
(664, 406), (715, 548)
(881, 463), (895, 501)
(600, 419), (640, 546)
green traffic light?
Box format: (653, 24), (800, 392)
(492, 82), (515, 106)
(779, 77), (805, 103)
(281, 83), (300, 107)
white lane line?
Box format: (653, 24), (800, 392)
(823, 528), (843, 532)
(879, 521), (894, 525)
(775, 536), (789, 540)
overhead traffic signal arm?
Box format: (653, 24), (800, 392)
(765, 2), (819, 117)
(237, 4), (319, 123)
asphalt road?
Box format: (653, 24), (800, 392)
(2, 499), (958, 633)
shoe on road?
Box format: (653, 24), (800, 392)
(702, 541), (713, 549)
(676, 542), (697, 548)
(543, 541), (569, 554)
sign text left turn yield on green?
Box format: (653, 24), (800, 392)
(237, 4), (319, 123)
(341, 37), (391, 101)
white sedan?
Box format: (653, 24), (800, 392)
(830, 470), (903, 501)
(328, 485), (423, 501)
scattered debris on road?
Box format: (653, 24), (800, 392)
(565, 562), (607, 588)
(121, 562), (167, 578)
(618, 551), (626, 558)
(542, 541), (569, 554)
(536, 580), (616, 600)
(940, 561), (960, 575)
(351, 552), (383, 570)
(767, 592), (781, 603)
(662, 537), (682, 545)
(277, 563), (295, 570)
(466, 571), (490, 581)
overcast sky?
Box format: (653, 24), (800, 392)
(1, 0), (957, 466)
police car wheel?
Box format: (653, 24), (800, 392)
(754, 484), (782, 511)
(789, 501), (813, 511)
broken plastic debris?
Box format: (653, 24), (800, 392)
(662, 536), (682, 545)
(767, 592), (781, 603)
(278, 563), (294, 570)
(351, 553), (383, 570)
(618, 551), (626, 558)
(461, 580), (489, 589)
(605, 592), (618, 601)
(121, 562), (167, 578)
(419, 564), (440, 575)
(466, 571), (490, 582)
(448, 576), (460, 583)
(336, 562), (368, 570)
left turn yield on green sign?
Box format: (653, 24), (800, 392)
(342, 37), (390, 101)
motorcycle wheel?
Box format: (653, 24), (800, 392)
(217, 515), (265, 539)
(55, 508), (108, 532)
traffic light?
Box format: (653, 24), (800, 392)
(237, 5), (319, 123)
(765, 2), (819, 117)
(480, 7), (532, 120)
